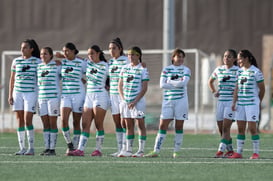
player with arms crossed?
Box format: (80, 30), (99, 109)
(144, 48), (191, 158)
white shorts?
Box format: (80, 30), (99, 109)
(160, 98), (188, 120)
(61, 93), (85, 113)
(110, 94), (122, 115)
(38, 98), (60, 116)
(120, 98), (146, 119)
(12, 92), (37, 112)
(235, 104), (260, 122)
(216, 101), (234, 121)
(84, 91), (110, 110)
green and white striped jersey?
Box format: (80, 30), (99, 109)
(11, 56), (41, 93)
(211, 65), (239, 101)
(109, 56), (129, 95)
(160, 64), (191, 101)
(237, 65), (264, 106)
(86, 60), (109, 93)
(61, 58), (87, 95)
(119, 63), (149, 103)
(37, 60), (61, 99)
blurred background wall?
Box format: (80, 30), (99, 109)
(1, 0), (273, 132)
(0, 0), (272, 62)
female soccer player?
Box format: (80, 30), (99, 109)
(228, 50), (265, 159)
(117, 46), (149, 157)
(68, 45), (109, 156)
(38, 47), (61, 156)
(108, 38), (130, 157)
(8, 39), (41, 155)
(208, 49), (239, 158)
(144, 48), (191, 158)
(60, 42), (87, 155)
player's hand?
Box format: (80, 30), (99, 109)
(8, 97), (14, 105)
(55, 52), (65, 58)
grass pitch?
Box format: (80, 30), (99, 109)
(0, 132), (273, 181)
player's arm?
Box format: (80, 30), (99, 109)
(8, 71), (15, 105)
(231, 84), (238, 111)
(208, 77), (216, 93)
(167, 75), (190, 88)
(208, 77), (219, 97)
(118, 77), (124, 101)
(258, 81), (265, 102)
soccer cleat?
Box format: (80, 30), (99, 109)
(65, 143), (75, 155)
(132, 151), (144, 158)
(24, 148), (35, 156)
(67, 149), (84, 156)
(40, 149), (50, 156)
(91, 150), (102, 157)
(250, 153), (259, 159)
(228, 152), (242, 159)
(110, 151), (120, 157)
(45, 150), (56, 156)
(173, 152), (180, 158)
(224, 151), (234, 157)
(15, 148), (26, 155)
(214, 151), (224, 158)
(118, 151), (132, 157)
(143, 151), (159, 158)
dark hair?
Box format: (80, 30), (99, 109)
(90, 45), (107, 62)
(128, 46), (142, 62)
(238, 49), (258, 68)
(22, 39), (40, 58)
(110, 37), (124, 56)
(41, 47), (54, 60)
(64, 42), (79, 55)
(171, 48), (185, 64)
(226, 49), (237, 66)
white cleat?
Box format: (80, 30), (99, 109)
(132, 151), (144, 158)
(118, 151), (132, 157)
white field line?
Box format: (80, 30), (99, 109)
(1, 146), (273, 152)
(1, 160), (273, 164)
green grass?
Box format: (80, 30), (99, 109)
(1, 132), (273, 181)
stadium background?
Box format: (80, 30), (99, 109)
(0, 0), (273, 132)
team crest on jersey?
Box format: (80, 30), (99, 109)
(90, 68), (98, 74)
(126, 75), (134, 82)
(240, 77), (247, 84)
(222, 75), (230, 82)
(248, 72), (254, 77)
(135, 69), (141, 75)
(41, 70), (49, 77)
(171, 74), (179, 80)
(99, 64), (105, 69)
(65, 67), (73, 73)
(111, 66), (118, 73)
(22, 65), (30, 72)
